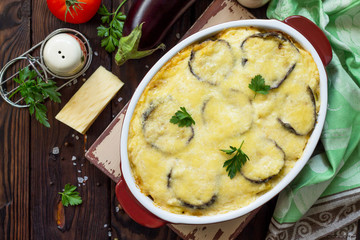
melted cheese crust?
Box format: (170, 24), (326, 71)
(128, 27), (320, 216)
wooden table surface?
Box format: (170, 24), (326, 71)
(0, 0), (290, 239)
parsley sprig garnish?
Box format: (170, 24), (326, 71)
(97, 0), (127, 53)
(170, 107), (195, 127)
(248, 74), (270, 98)
(58, 184), (83, 207)
(221, 141), (250, 179)
(10, 67), (61, 128)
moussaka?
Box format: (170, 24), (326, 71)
(127, 27), (320, 216)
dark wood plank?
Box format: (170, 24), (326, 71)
(246, 3), (269, 19)
(0, 0), (31, 239)
(236, 197), (277, 239)
(29, 1), (112, 239)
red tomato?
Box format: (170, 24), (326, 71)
(47, 0), (101, 24)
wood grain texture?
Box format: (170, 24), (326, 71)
(29, 0), (112, 239)
(0, 0), (31, 239)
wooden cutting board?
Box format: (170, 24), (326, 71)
(85, 0), (260, 239)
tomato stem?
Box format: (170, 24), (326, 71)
(65, 0), (86, 22)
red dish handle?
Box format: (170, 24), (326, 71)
(115, 175), (167, 228)
(283, 15), (332, 66)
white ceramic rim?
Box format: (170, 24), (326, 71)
(121, 19), (328, 225)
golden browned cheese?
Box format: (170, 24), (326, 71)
(128, 27), (320, 216)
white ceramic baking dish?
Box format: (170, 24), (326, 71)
(115, 15), (332, 228)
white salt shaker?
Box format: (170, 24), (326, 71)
(237, 0), (270, 8)
(42, 33), (87, 77)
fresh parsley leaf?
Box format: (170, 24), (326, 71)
(34, 103), (50, 128)
(221, 146), (237, 155)
(100, 15), (110, 24)
(248, 74), (270, 98)
(170, 107), (195, 127)
(97, 25), (109, 37)
(220, 141), (250, 179)
(97, 0), (127, 53)
(116, 12), (126, 21)
(58, 183), (83, 207)
(40, 80), (61, 103)
(101, 34), (118, 53)
(97, 4), (111, 16)
(9, 67), (61, 127)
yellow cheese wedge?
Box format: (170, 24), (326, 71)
(55, 66), (124, 134)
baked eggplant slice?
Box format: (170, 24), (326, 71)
(278, 86), (317, 136)
(277, 118), (300, 136)
(167, 169), (172, 188)
(240, 32), (300, 89)
(242, 57), (248, 66)
(189, 39), (234, 85)
(181, 194), (217, 210)
(240, 32), (299, 51)
(142, 99), (194, 153)
(241, 138), (285, 184)
(202, 92), (253, 137)
(169, 155), (218, 209)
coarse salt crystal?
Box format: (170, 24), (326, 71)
(72, 156), (77, 161)
(72, 134), (75, 137)
(108, 231), (112, 237)
(73, 79), (78, 84)
(115, 206), (120, 212)
(104, 224), (108, 228)
(78, 170), (81, 173)
(176, 33), (181, 39)
(73, 162), (77, 166)
(145, 65), (149, 69)
(75, 135), (79, 140)
(52, 147), (60, 155)
(117, 97), (123, 102)
(84, 176), (88, 181)
(78, 177), (84, 183)
(94, 51), (98, 56)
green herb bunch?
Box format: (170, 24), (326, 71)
(97, 0), (127, 53)
(10, 67), (61, 127)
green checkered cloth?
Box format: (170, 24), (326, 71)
(267, 0), (360, 224)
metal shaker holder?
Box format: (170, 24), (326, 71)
(0, 28), (92, 108)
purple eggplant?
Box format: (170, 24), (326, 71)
(123, 0), (197, 50)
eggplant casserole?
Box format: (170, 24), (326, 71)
(127, 27), (320, 216)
